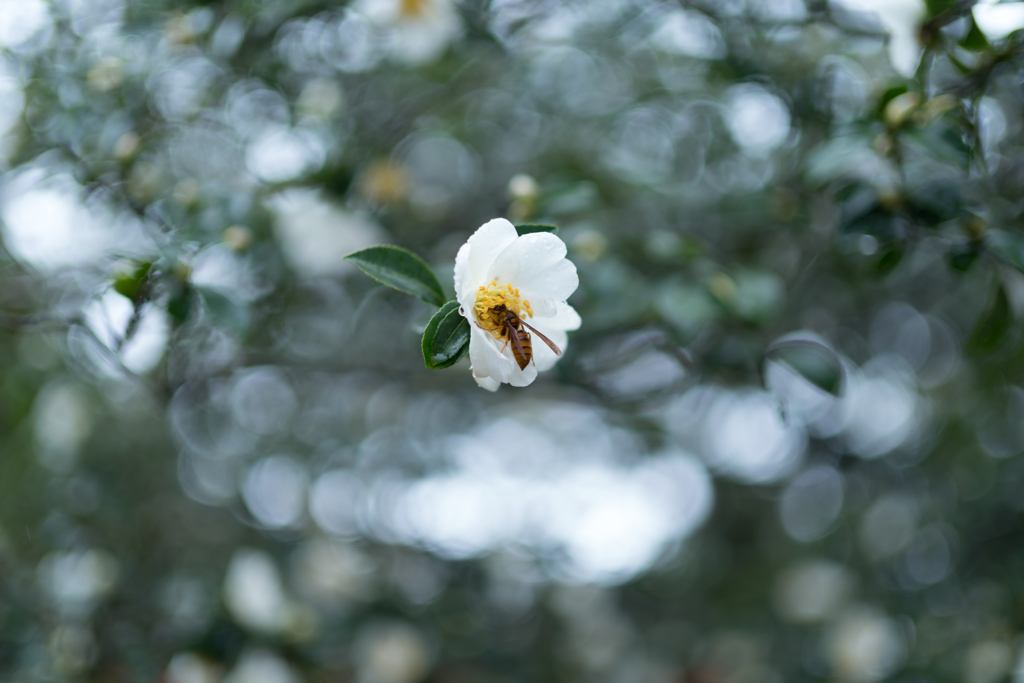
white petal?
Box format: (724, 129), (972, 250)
(529, 326), (567, 372)
(543, 301), (582, 332)
(525, 303), (579, 372)
(485, 232), (578, 306)
(472, 370), (501, 392)
(974, 3), (1024, 41)
(454, 218), (519, 311)
(468, 323), (523, 384)
(887, 28), (923, 77)
(468, 320), (544, 388)
(468, 324), (499, 378)
(453, 243), (474, 312)
(507, 359), (538, 387)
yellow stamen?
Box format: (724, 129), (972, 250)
(473, 280), (533, 340)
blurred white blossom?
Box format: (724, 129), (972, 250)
(973, 1), (1024, 42)
(965, 640), (1012, 683)
(293, 537), (375, 606)
(34, 382), (92, 472)
(222, 650), (300, 683)
(166, 653), (222, 683)
(224, 549), (290, 634)
(355, 0), (462, 65)
(355, 621), (432, 683)
(773, 559), (854, 624)
(269, 189), (386, 277)
(38, 549), (119, 618)
(84, 289), (170, 375)
(834, 0), (926, 76)
(0, 0), (50, 48)
(826, 606), (905, 681)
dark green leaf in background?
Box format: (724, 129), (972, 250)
(948, 242), (981, 272)
(515, 224), (558, 235)
(113, 262), (153, 303)
(766, 339), (844, 396)
(345, 245), (446, 307)
(842, 202), (901, 239)
(198, 287), (251, 336)
(924, 0), (955, 17)
(960, 17), (990, 51)
(166, 285), (193, 325)
(906, 179), (964, 226)
(804, 135), (877, 186)
(904, 122), (972, 170)
(422, 300), (470, 369)
(877, 243), (907, 274)
(987, 230), (1024, 274)
(969, 282), (1013, 351)
(877, 85), (910, 117)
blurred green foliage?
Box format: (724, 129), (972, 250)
(2, 0), (1024, 681)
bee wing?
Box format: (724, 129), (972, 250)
(520, 320), (562, 356)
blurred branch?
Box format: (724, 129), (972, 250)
(945, 45), (1020, 98)
(0, 311), (74, 332)
(922, 0), (979, 35)
(675, 0), (890, 38)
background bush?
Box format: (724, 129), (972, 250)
(2, 0), (1024, 681)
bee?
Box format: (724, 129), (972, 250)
(480, 304), (562, 371)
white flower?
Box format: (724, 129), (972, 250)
(355, 0), (462, 66)
(973, 1), (1024, 43)
(454, 218), (581, 391)
(833, 0), (926, 77)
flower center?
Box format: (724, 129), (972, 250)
(399, 0), (430, 18)
(474, 281), (533, 339)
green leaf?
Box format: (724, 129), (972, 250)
(345, 245), (446, 307)
(924, 0), (955, 17)
(903, 123), (971, 171)
(987, 230), (1024, 273)
(421, 300), (470, 369)
(847, 206), (900, 237)
(839, 188), (899, 238)
(113, 262), (152, 302)
(198, 287), (251, 336)
(947, 50), (976, 75)
(804, 135), (875, 186)
(430, 306), (471, 369)
(947, 242), (980, 272)
(906, 179), (964, 226)
(515, 224), (558, 235)
(166, 286), (193, 325)
(960, 17), (990, 51)
(969, 282), (1013, 351)
(766, 339), (844, 396)
(877, 243), (906, 274)
(113, 276), (141, 300)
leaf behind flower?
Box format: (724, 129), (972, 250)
(422, 300), (470, 369)
(515, 224), (558, 235)
(345, 245), (446, 307)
